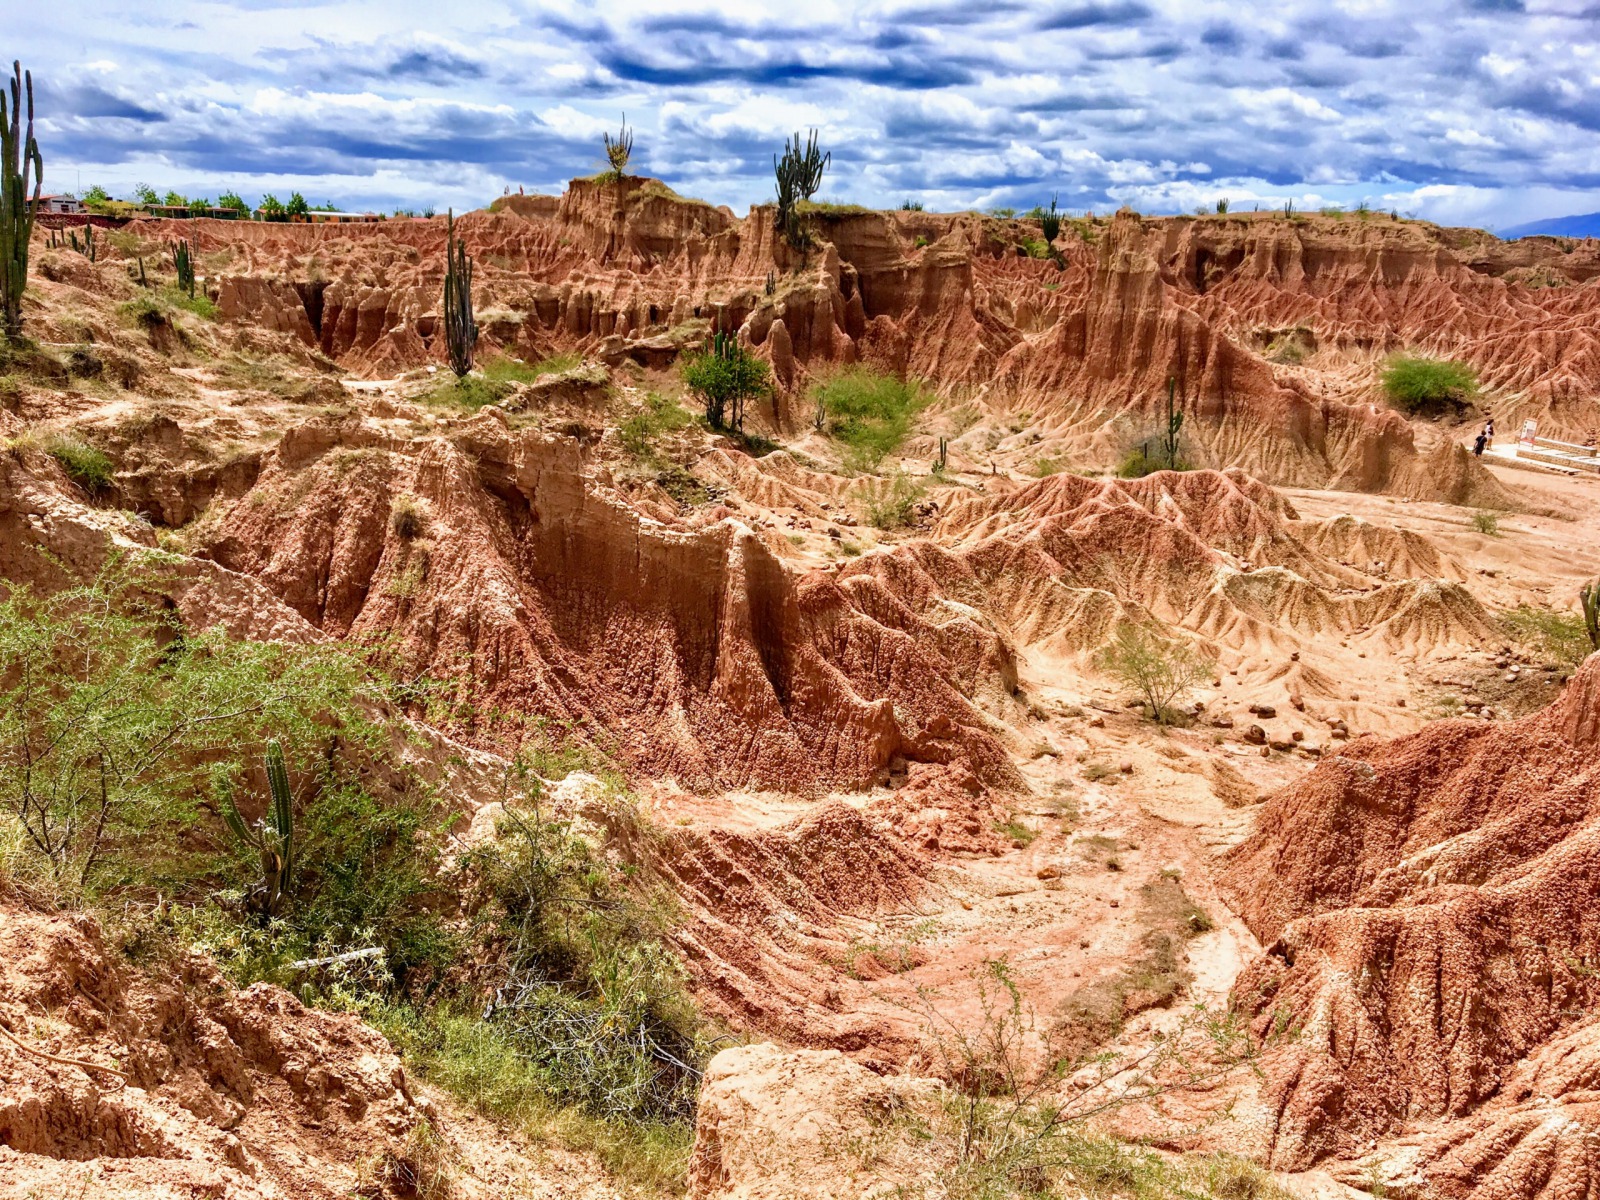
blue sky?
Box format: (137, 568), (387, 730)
(9, 0), (1600, 230)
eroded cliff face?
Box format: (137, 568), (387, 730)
(195, 409), (1020, 804)
(146, 180), (1597, 496)
(1220, 654), (1600, 1195)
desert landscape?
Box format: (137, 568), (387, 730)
(4, 44), (1600, 1200)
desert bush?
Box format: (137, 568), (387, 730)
(391, 493), (428, 540)
(813, 367), (927, 470)
(44, 434), (114, 491)
(1502, 603), (1595, 666)
(483, 352), (579, 383)
(682, 333), (770, 432)
(1097, 624), (1211, 725)
(893, 956), (1273, 1200)
(1380, 354), (1479, 415)
(0, 568), (379, 892)
(423, 375), (512, 411)
(861, 470), (926, 529)
(1470, 510), (1500, 535)
(617, 392), (695, 464)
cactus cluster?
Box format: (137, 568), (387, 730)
(221, 741), (297, 919)
(933, 436), (949, 474)
(69, 224), (96, 261)
(774, 129), (829, 250)
(1, 60), (42, 342)
(172, 236), (195, 298)
(603, 115), (633, 179)
(443, 208), (476, 378)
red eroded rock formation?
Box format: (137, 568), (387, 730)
(1220, 654), (1600, 1193)
(126, 181), (1595, 496)
(195, 411), (1020, 804)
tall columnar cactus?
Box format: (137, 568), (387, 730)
(1582, 578), (1599, 652)
(1039, 195), (1061, 244)
(2, 60), (43, 342)
(221, 741), (297, 919)
(603, 115), (633, 179)
(443, 208), (476, 378)
(1161, 376), (1183, 469)
(172, 236), (195, 298)
(774, 129), (829, 250)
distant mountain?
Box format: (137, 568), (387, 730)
(1498, 212), (1600, 240)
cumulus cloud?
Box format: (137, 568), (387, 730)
(10, 0), (1600, 227)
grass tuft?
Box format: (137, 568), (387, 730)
(813, 368), (928, 471)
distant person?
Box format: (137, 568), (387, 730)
(1473, 429), (1488, 457)
(1484, 415), (1495, 444)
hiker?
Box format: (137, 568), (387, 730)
(1483, 415), (1495, 444)
(1473, 429), (1487, 457)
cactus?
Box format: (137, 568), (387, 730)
(443, 208), (476, 377)
(221, 741), (296, 919)
(764, 269), (775, 297)
(602, 114), (632, 179)
(1582, 578), (1599, 652)
(137, 255), (147, 288)
(1039, 195), (1061, 244)
(933, 436), (948, 474)
(774, 129), (829, 250)
(1, 61), (42, 343)
(84, 222), (95, 262)
(172, 236), (194, 297)
(1161, 376), (1183, 470)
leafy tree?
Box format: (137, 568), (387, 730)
(286, 191), (309, 218)
(82, 183), (110, 204)
(163, 190), (186, 207)
(682, 333), (771, 432)
(0, 567), (377, 891)
(133, 183), (159, 205)
(217, 190), (246, 214)
(258, 193), (285, 221)
(1096, 624), (1211, 725)
(1380, 355), (1479, 416)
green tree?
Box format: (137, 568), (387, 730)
(163, 189), (186, 207)
(133, 183), (159, 205)
(259, 193), (285, 221)
(286, 191), (309, 218)
(682, 333), (771, 431)
(82, 183), (110, 204)
(1096, 624), (1211, 725)
(0, 568), (376, 891)
(1380, 355), (1479, 415)
(217, 189), (246, 214)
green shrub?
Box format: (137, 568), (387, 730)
(1097, 624), (1211, 725)
(482, 353), (578, 384)
(617, 393), (695, 464)
(813, 368), (927, 470)
(1500, 606), (1594, 667)
(1470, 510), (1500, 536)
(45, 435), (115, 491)
(0, 570), (379, 893)
(682, 334), (770, 431)
(1381, 355), (1479, 415)
(861, 471), (926, 528)
(423, 375), (512, 411)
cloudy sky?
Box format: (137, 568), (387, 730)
(8, 0), (1600, 229)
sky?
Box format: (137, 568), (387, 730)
(8, 0), (1600, 231)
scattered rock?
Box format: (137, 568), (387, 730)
(1244, 724), (1268, 745)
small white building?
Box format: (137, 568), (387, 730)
(38, 194), (84, 214)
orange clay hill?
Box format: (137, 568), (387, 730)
(2, 176), (1600, 1200)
